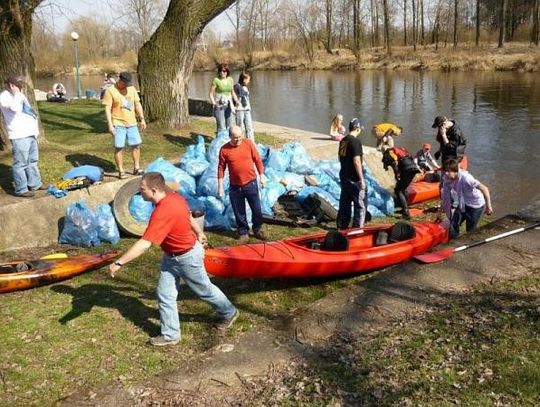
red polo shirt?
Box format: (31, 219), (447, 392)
(142, 192), (196, 254)
(217, 139), (264, 186)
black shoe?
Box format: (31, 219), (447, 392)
(253, 230), (268, 241)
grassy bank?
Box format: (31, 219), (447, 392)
(44, 43), (540, 78)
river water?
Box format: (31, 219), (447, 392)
(36, 71), (540, 217)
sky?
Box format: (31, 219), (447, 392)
(36, 0), (233, 36)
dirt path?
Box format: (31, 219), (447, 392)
(59, 204), (540, 406)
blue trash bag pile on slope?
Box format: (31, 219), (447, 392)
(59, 201), (120, 246)
(129, 133), (394, 230)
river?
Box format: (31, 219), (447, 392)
(36, 71), (540, 217)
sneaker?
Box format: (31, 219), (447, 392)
(133, 168), (144, 176)
(17, 191), (35, 198)
(238, 234), (249, 243)
(253, 230), (268, 241)
(149, 335), (180, 347)
(217, 309), (240, 329)
(33, 184), (49, 191)
(119, 171), (127, 179)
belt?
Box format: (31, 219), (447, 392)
(166, 247), (193, 257)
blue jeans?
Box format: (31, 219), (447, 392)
(229, 179), (263, 236)
(450, 205), (485, 239)
(214, 103), (234, 132)
(157, 241), (237, 340)
(236, 109), (254, 140)
(11, 136), (42, 195)
(337, 180), (367, 229)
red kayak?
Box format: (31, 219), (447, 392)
(0, 252), (118, 293)
(205, 222), (447, 279)
(407, 156), (468, 204)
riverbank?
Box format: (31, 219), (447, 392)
(36, 43), (540, 77)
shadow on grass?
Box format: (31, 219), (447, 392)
(65, 153), (116, 172)
(163, 133), (196, 149)
(0, 163), (14, 194)
(52, 283), (160, 336)
(39, 102), (108, 134)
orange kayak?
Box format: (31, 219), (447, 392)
(205, 222), (447, 279)
(407, 156), (468, 205)
(0, 252), (118, 293)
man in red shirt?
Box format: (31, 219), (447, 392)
(218, 125), (267, 242)
(109, 172), (238, 346)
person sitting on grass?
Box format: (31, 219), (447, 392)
(437, 158), (493, 239)
(329, 113), (346, 141)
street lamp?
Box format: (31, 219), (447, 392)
(70, 31), (81, 99)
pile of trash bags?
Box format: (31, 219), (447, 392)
(130, 131), (394, 230)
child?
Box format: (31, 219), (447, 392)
(414, 143), (439, 172)
(372, 122), (403, 152)
(234, 71), (254, 140)
(330, 114), (345, 141)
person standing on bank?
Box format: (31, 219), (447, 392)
(437, 159), (493, 239)
(108, 172), (239, 346)
(217, 125), (267, 242)
(431, 115), (466, 164)
(209, 63), (239, 133)
(102, 71), (146, 179)
(0, 76), (46, 197)
(337, 118), (367, 230)
(234, 71), (254, 141)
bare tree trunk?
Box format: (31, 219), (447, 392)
(453, 0), (458, 49)
(412, 0), (416, 51)
(403, 0), (407, 46)
(420, 0), (425, 46)
(498, 0), (507, 48)
(0, 0), (45, 150)
(533, 0), (540, 46)
(324, 0), (333, 53)
(475, 0), (480, 47)
(383, 0), (391, 55)
(352, 0), (361, 58)
(138, 0), (235, 128)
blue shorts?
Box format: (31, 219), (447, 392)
(114, 125), (142, 148)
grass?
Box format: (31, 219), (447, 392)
(0, 99), (526, 405)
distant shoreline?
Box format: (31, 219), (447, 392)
(36, 43), (540, 77)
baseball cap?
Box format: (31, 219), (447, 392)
(118, 72), (132, 85)
(349, 118), (364, 131)
(431, 116), (447, 128)
(6, 75), (25, 88)
(423, 143), (431, 149)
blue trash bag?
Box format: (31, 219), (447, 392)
(280, 172), (305, 191)
(59, 201), (101, 247)
(266, 147), (291, 173)
(183, 193), (206, 213)
(198, 196), (228, 229)
(197, 162), (230, 197)
(95, 203), (120, 245)
(285, 142), (316, 174)
(180, 135), (210, 177)
(260, 181), (286, 215)
(265, 167), (283, 183)
(129, 193), (155, 222)
(146, 157), (196, 196)
(206, 130), (230, 163)
(365, 166), (395, 215)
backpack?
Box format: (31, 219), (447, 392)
(393, 146), (411, 159)
(63, 165), (104, 183)
(321, 230), (349, 251)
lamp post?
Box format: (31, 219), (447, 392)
(70, 31), (81, 99)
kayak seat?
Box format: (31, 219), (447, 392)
(321, 230), (349, 251)
(389, 221), (416, 243)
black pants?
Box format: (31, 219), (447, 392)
(394, 171), (416, 217)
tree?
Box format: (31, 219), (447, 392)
(137, 0), (236, 128)
(0, 0), (44, 150)
(498, 0), (507, 47)
(323, 0), (334, 53)
(475, 0), (480, 46)
(382, 0), (392, 54)
(453, 0), (458, 49)
(533, 0), (539, 46)
(403, 0), (408, 46)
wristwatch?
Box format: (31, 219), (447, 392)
(114, 260), (123, 267)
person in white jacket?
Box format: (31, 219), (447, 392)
(0, 76), (46, 197)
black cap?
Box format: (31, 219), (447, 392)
(118, 72), (132, 85)
(431, 116), (447, 128)
(349, 118), (364, 132)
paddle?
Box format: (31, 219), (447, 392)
(414, 220), (540, 264)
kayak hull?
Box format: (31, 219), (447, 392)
(205, 222), (447, 279)
(0, 252), (118, 293)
